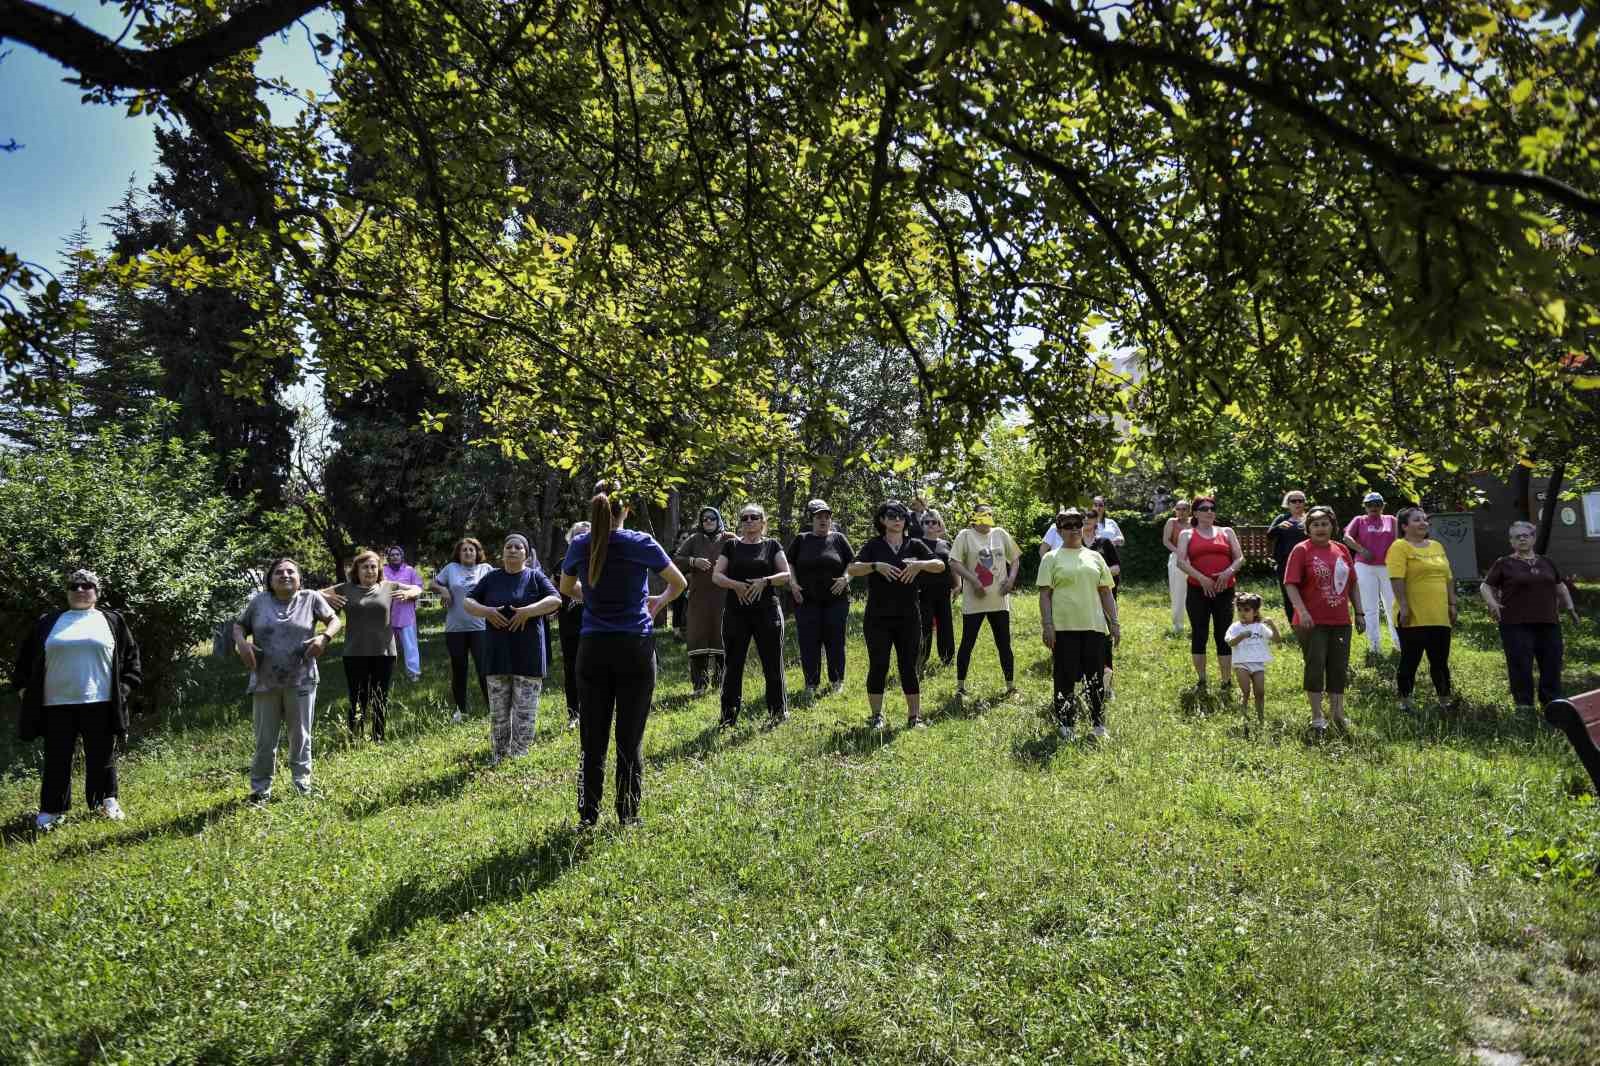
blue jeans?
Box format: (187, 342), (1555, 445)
(793, 599), (848, 688)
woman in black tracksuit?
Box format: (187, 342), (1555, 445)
(847, 500), (945, 730)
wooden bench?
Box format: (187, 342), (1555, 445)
(1544, 688), (1600, 792)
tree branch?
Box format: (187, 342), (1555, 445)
(0, 0), (324, 91)
(1015, 0), (1600, 220)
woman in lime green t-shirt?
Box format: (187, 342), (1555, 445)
(1038, 509), (1120, 742)
(1386, 507), (1458, 713)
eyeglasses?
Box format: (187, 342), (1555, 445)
(68, 582), (97, 592)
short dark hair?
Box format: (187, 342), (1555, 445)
(874, 499), (910, 536)
(1236, 592), (1263, 612)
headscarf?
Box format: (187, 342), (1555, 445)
(67, 568), (101, 589)
(699, 507), (724, 534)
(503, 532), (537, 565)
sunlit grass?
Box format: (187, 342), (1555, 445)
(1, 586), (1595, 1064)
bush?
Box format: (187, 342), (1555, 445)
(0, 413), (262, 714)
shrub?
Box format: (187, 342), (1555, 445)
(0, 412), (262, 715)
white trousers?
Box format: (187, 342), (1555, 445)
(1354, 561), (1400, 652)
(1167, 554), (1186, 633)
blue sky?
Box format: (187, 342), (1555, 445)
(2, 1), (331, 279)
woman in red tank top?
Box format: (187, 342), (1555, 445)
(1177, 496), (1244, 690)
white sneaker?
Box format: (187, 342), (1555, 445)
(1091, 725), (1109, 740)
(1058, 724), (1075, 741)
(451, 710), (464, 723)
(35, 812), (61, 831)
(99, 798), (126, 821)
(831, 680), (845, 696)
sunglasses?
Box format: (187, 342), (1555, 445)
(68, 582), (98, 592)
(1286, 498), (1305, 504)
(740, 513), (763, 522)
(1195, 505), (1216, 512)
(1056, 520), (1083, 530)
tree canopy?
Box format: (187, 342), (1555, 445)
(4, 0), (1599, 496)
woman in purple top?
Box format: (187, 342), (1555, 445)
(383, 545), (424, 681)
(1480, 520), (1582, 712)
(1341, 492), (1400, 656)
(560, 482), (687, 827)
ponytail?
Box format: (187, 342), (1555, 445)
(586, 480), (626, 586)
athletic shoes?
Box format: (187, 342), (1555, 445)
(35, 812), (61, 831)
(1058, 724), (1075, 742)
(99, 798), (125, 821)
(451, 710), (464, 723)
(1091, 725), (1109, 741)
(907, 714), (928, 730)
(868, 711), (886, 731)
(831, 680), (845, 696)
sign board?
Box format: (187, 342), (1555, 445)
(1428, 512), (1478, 580)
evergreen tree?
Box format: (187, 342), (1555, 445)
(108, 126), (297, 511)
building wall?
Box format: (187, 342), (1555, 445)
(1470, 474), (1600, 580)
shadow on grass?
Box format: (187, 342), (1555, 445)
(55, 794), (243, 858)
(349, 823), (592, 955)
(341, 762), (476, 819)
(1, 810), (41, 848)
(652, 721), (761, 765)
(820, 720), (902, 758)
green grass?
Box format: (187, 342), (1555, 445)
(2, 586), (1597, 1064)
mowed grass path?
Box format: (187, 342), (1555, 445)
(2, 585), (1597, 1065)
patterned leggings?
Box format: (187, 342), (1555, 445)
(486, 675), (542, 759)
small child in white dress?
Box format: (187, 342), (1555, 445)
(1225, 592), (1282, 727)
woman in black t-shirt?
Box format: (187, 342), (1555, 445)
(787, 499), (854, 699)
(847, 500), (945, 730)
(711, 503), (792, 727)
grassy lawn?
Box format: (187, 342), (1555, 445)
(2, 584), (1596, 1064)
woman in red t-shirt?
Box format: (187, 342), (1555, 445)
(1283, 506), (1366, 735)
(1176, 496), (1245, 690)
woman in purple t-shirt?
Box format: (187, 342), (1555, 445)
(1341, 492), (1400, 656)
(1479, 520), (1582, 712)
(559, 482), (687, 828)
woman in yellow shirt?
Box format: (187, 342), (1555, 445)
(1387, 507), (1458, 713)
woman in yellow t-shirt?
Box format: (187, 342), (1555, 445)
(1386, 507), (1458, 713)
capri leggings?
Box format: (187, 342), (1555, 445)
(864, 613), (921, 695)
(1186, 584), (1235, 656)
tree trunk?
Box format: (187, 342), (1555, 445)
(1512, 463), (1532, 523)
(664, 488), (681, 554)
(1536, 462), (1565, 556)
(775, 450), (795, 542)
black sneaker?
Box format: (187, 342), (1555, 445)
(247, 791), (269, 807)
(867, 711), (886, 731)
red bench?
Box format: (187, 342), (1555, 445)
(1544, 689), (1600, 792)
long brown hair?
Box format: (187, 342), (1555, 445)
(587, 481), (626, 586)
